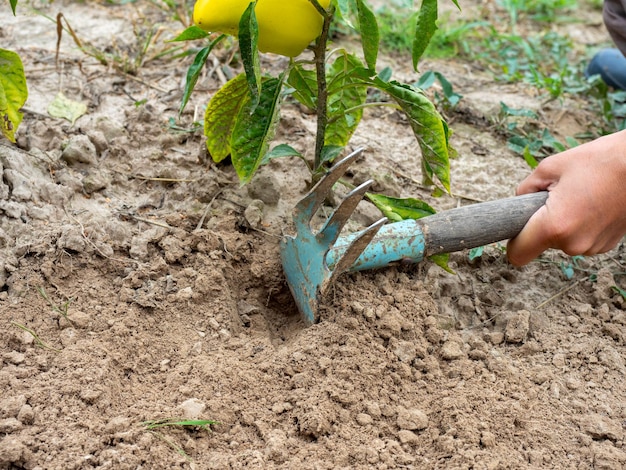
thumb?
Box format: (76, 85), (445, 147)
(506, 205), (553, 266)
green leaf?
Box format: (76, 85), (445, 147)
(366, 193), (436, 222)
(169, 25), (210, 42)
(373, 79), (450, 192)
(429, 253), (454, 273)
(325, 53), (368, 148)
(48, 92), (87, 126)
(565, 136), (579, 148)
(143, 418), (219, 430)
(356, 0), (379, 70)
(378, 66), (393, 82)
(500, 102), (537, 118)
(320, 145), (344, 165)
(231, 76), (285, 183)
(261, 143), (303, 165)
(560, 261), (575, 280)
(523, 146), (539, 169)
(0, 48), (27, 142)
(334, 0), (356, 29)
(238, 3), (261, 110)
(612, 285), (626, 300)
(204, 73), (249, 162)
(287, 64), (318, 110)
(10, 0), (17, 15)
(413, 0), (438, 71)
(434, 72), (461, 105)
(179, 36), (225, 116)
(468, 246), (484, 261)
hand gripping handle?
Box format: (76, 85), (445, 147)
(327, 191), (549, 272)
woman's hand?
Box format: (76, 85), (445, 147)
(507, 129), (626, 266)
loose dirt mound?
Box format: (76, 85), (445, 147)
(1, 1), (625, 469)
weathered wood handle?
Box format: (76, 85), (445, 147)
(417, 191), (549, 257)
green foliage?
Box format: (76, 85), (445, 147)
(0, 48), (28, 143)
(417, 70), (462, 109)
(371, 78), (450, 191)
(178, 0), (453, 192)
(586, 81), (626, 133)
(203, 73), (250, 162)
(355, 0), (379, 69)
(412, 0), (439, 70)
(613, 285), (626, 300)
(178, 34), (225, 115)
(366, 193), (436, 221)
(497, 0), (578, 24)
(375, 3), (417, 53)
(238, 3), (261, 109)
(424, 19), (487, 59)
(375, 1), (472, 60)
(324, 53), (368, 148)
(230, 75), (285, 183)
(495, 102), (579, 161)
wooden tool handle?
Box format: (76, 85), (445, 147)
(417, 191), (548, 257)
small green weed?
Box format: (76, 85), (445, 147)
(585, 80), (626, 133)
(493, 102), (579, 162)
(37, 286), (73, 326)
(143, 418), (218, 431)
(11, 321), (61, 352)
(497, 0), (578, 25)
(375, 2), (417, 54)
(613, 285), (626, 300)
(416, 70), (463, 110)
(375, 3), (481, 60)
(142, 418), (218, 463)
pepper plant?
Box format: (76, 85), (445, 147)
(176, 0), (457, 221)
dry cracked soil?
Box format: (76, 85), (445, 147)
(1, 1), (626, 469)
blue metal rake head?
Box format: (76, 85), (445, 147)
(279, 149), (387, 325)
(280, 148), (548, 325)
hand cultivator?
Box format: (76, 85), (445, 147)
(280, 149), (548, 325)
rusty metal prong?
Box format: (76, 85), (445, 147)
(322, 217), (388, 294)
(317, 179), (373, 246)
(293, 148), (365, 226)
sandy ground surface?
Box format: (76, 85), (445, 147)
(2, 1), (626, 468)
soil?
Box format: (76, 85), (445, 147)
(2, 1), (626, 469)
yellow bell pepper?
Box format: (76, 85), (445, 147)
(193, 0), (331, 57)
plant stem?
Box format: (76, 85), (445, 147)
(312, 5), (334, 173)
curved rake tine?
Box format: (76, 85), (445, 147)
(317, 180), (374, 246)
(323, 217), (388, 293)
(293, 148), (364, 226)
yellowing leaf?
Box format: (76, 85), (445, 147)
(48, 92), (87, 125)
(204, 73), (249, 162)
(0, 48), (28, 143)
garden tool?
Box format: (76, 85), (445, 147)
(280, 148), (548, 325)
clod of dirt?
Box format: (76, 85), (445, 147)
(179, 398), (207, 420)
(61, 134), (98, 166)
(0, 437), (27, 467)
(396, 407), (429, 431)
(247, 172), (281, 205)
(504, 309), (531, 343)
(580, 413), (624, 442)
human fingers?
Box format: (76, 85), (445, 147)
(515, 154), (566, 196)
(506, 205), (553, 266)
